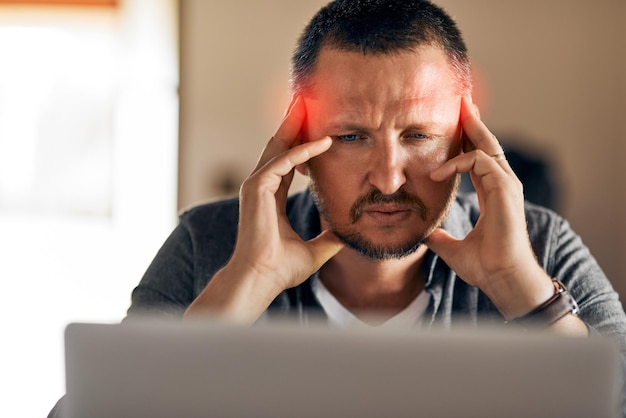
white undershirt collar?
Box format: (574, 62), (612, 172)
(311, 276), (430, 328)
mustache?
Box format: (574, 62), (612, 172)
(349, 188), (428, 223)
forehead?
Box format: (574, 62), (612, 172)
(305, 46), (460, 121)
(310, 45), (458, 97)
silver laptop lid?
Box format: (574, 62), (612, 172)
(64, 320), (621, 418)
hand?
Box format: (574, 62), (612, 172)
(235, 96), (344, 292)
(426, 96), (555, 320)
(184, 96), (344, 323)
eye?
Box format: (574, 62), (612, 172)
(404, 132), (431, 141)
(335, 133), (363, 142)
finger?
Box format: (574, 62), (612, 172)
(460, 96), (503, 156)
(307, 230), (345, 270)
(283, 93), (297, 117)
(461, 99), (479, 153)
(274, 95), (306, 147)
(250, 137), (332, 194)
(255, 96), (306, 171)
(460, 97), (515, 174)
(241, 138), (332, 229)
(424, 228), (461, 266)
(430, 149), (515, 182)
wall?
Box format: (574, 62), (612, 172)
(178, 0), (329, 209)
(436, 0), (626, 301)
(178, 0), (626, 301)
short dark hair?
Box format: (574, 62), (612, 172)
(291, 0), (471, 95)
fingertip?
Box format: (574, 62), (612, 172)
(310, 136), (333, 154)
(273, 96), (307, 148)
(305, 135), (332, 148)
(310, 229), (345, 266)
(424, 227), (454, 254)
(423, 228), (440, 249)
(473, 103), (481, 118)
(460, 95), (480, 119)
(429, 167), (442, 181)
(285, 93), (303, 117)
(461, 94), (473, 107)
(429, 161), (453, 182)
(284, 94), (297, 117)
(320, 135), (332, 146)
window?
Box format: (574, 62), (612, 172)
(0, 1), (178, 416)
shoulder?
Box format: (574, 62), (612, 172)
(177, 190), (317, 235)
(179, 195), (240, 225)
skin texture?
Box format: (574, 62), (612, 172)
(184, 45), (587, 334)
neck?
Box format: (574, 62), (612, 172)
(319, 244), (428, 321)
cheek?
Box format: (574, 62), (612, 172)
(311, 142), (370, 172)
(406, 140), (460, 174)
(309, 152), (359, 190)
(308, 159), (359, 222)
(309, 152), (364, 195)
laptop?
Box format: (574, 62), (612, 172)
(63, 320), (622, 418)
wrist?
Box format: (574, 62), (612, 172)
(506, 279), (580, 329)
(220, 262), (286, 300)
(483, 267), (555, 321)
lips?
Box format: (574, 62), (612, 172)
(362, 205), (416, 223)
(349, 189), (428, 223)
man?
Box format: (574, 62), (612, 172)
(47, 1), (626, 416)
(127, 0), (626, 342)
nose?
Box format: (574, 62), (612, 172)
(367, 138), (407, 195)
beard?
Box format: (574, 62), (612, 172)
(309, 174), (459, 261)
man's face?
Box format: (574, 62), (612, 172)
(302, 46), (463, 260)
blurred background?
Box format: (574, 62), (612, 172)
(0, 0), (624, 416)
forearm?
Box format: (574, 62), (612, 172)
(183, 264), (282, 324)
(546, 313), (588, 335)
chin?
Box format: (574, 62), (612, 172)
(335, 229), (427, 261)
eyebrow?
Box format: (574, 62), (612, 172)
(324, 122), (368, 132)
(323, 121), (447, 133)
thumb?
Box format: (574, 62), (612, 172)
(307, 230), (345, 270)
(425, 228), (461, 265)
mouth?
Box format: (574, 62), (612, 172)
(361, 205), (417, 223)
(348, 189), (429, 224)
